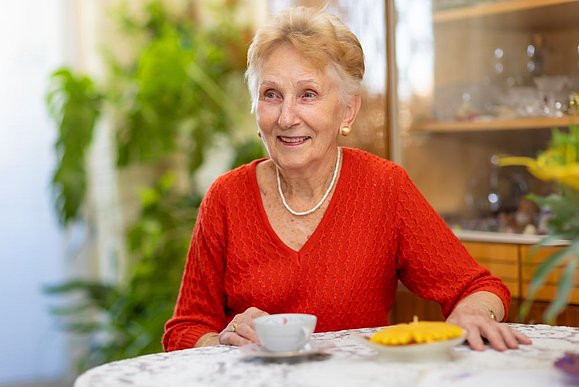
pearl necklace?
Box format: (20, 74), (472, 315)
(276, 147), (342, 216)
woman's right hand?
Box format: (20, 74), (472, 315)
(218, 307), (269, 346)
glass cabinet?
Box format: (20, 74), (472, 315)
(393, 0), (579, 234)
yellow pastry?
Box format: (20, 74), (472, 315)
(370, 316), (464, 345)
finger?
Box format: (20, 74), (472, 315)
(497, 324), (519, 350)
(218, 323), (239, 345)
(481, 323), (507, 352)
(229, 333), (252, 347)
(219, 331), (251, 347)
(512, 329), (533, 345)
(247, 307), (269, 319)
(235, 322), (259, 343)
(465, 326), (486, 351)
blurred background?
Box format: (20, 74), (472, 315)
(0, 1), (266, 386)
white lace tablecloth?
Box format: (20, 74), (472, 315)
(75, 324), (579, 387)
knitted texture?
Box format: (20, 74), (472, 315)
(163, 148), (511, 351)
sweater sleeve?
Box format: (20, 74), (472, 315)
(163, 181), (228, 351)
(393, 166), (511, 318)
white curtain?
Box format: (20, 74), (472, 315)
(0, 0), (71, 384)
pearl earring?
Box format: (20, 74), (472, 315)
(257, 130), (262, 138)
(340, 126), (351, 136)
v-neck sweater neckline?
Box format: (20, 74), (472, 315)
(247, 150), (349, 255)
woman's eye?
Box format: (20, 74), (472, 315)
(263, 90), (279, 99)
(303, 90), (317, 99)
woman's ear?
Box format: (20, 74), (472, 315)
(343, 94), (362, 127)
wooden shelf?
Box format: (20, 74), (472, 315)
(412, 116), (577, 133)
(434, 0), (579, 30)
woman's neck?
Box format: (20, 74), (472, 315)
(275, 147), (342, 215)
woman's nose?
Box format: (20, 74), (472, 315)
(278, 99), (299, 129)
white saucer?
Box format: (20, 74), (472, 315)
(240, 341), (334, 359)
(351, 332), (466, 361)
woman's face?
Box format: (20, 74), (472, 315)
(256, 45), (358, 173)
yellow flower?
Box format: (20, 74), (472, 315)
(498, 156), (579, 190)
(499, 126), (579, 190)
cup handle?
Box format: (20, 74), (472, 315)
(299, 327), (311, 347)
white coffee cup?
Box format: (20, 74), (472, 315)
(253, 313), (317, 353)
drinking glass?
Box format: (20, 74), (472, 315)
(533, 76), (569, 117)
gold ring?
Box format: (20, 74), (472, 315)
(230, 322), (238, 333)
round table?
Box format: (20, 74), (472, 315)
(75, 324), (579, 387)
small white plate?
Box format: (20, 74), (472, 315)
(351, 332), (466, 361)
(240, 341), (334, 359)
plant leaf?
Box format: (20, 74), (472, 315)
(544, 253), (578, 323)
(46, 68), (102, 224)
(527, 248), (571, 299)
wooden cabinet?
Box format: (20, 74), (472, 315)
(520, 245), (579, 305)
(464, 242), (519, 297)
(390, 241), (579, 327)
(466, 242), (579, 326)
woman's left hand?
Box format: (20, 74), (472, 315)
(447, 296), (532, 351)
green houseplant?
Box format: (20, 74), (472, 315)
(45, 0), (263, 370)
(499, 125), (579, 323)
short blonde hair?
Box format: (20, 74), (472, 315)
(246, 6), (365, 112)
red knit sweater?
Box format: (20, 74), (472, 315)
(163, 148), (510, 351)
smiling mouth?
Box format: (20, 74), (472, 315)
(278, 136), (311, 145)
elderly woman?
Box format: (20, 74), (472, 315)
(163, 7), (531, 352)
